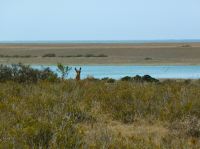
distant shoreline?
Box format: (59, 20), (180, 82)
(1, 39), (200, 44)
(0, 42), (200, 65)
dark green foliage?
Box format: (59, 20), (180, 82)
(142, 75), (159, 83)
(132, 75), (159, 83)
(121, 75), (159, 83)
(101, 77), (115, 83)
(0, 64), (57, 83)
(121, 76), (133, 81)
(133, 75), (143, 82)
(0, 65), (13, 82)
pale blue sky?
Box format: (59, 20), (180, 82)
(0, 0), (200, 41)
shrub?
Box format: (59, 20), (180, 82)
(85, 54), (95, 57)
(57, 63), (72, 79)
(0, 64), (58, 83)
(142, 75), (159, 83)
(121, 76), (133, 81)
(133, 75), (143, 82)
(0, 65), (13, 82)
(58, 54), (83, 58)
(144, 57), (153, 60)
(101, 77), (115, 83)
(0, 55), (34, 58)
(120, 75), (159, 83)
(97, 54), (108, 57)
(42, 53), (56, 57)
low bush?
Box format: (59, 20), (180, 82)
(0, 55), (36, 58)
(144, 57), (153, 60)
(0, 64), (58, 83)
(96, 54), (108, 57)
(101, 77), (115, 83)
(121, 76), (133, 81)
(84, 54), (108, 57)
(142, 75), (159, 83)
(121, 75), (159, 83)
(42, 53), (56, 57)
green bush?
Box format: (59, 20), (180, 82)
(0, 64), (58, 83)
(121, 76), (133, 81)
(101, 77), (115, 83)
(57, 63), (72, 79)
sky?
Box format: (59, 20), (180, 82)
(0, 0), (200, 41)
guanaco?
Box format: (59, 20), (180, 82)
(75, 67), (81, 81)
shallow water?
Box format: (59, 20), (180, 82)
(32, 65), (200, 79)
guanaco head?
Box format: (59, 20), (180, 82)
(75, 67), (81, 81)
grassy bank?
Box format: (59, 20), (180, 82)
(0, 76), (200, 148)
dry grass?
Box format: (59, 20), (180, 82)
(0, 79), (200, 148)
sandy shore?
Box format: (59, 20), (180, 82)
(0, 42), (200, 65)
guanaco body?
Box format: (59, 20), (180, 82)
(75, 67), (81, 81)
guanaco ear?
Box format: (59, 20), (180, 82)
(75, 68), (78, 72)
(79, 67), (81, 71)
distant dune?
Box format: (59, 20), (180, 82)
(0, 42), (200, 65)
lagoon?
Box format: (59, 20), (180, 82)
(32, 65), (200, 79)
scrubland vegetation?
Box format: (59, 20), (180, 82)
(0, 64), (200, 148)
(0, 53), (108, 58)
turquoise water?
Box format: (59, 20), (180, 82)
(32, 65), (200, 79)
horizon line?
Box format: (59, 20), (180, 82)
(1, 39), (200, 44)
